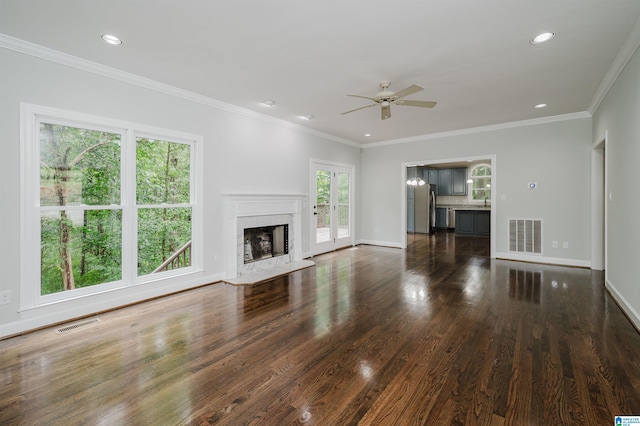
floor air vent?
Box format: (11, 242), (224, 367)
(509, 219), (542, 254)
(55, 318), (101, 334)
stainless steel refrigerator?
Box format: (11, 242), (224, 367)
(414, 184), (436, 234)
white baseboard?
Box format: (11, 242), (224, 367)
(605, 278), (640, 331)
(0, 272), (225, 339)
(495, 252), (590, 268)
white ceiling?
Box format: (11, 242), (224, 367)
(2, 1), (640, 145)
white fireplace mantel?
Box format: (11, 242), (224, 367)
(223, 194), (306, 279)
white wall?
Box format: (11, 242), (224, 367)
(0, 46), (361, 336)
(593, 44), (640, 328)
(360, 117), (593, 264)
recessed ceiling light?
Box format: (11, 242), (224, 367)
(364, 133), (372, 137)
(262, 99), (275, 107)
(101, 34), (122, 46)
(535, 103), (548, 109)
(301, 115), (313, 120)
(531, 32), (555, 44)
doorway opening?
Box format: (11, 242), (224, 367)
(402, 155), (496, 259)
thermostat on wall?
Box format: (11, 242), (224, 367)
(528, 182), (537, 190)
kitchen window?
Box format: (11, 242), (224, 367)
(468, 164), (492, 204)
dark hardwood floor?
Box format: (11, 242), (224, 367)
(2, 232), (640, 425)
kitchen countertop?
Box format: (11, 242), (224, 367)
(436, 204), (491, 211)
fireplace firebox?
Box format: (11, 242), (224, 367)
(243, 224), (289, 264)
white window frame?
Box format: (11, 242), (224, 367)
(20, 103), (203, 310)
(467, 163), (492, 204)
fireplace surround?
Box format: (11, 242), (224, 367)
(223, 194), (306, 279)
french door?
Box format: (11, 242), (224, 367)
(312, 161), (353, 255)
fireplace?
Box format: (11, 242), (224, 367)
(224, 194), (305, 279)
(244, 224), (289, 264)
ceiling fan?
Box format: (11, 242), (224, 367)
(341, 81), (437, 120)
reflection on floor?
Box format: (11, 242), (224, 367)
(1, 232), (639, 425)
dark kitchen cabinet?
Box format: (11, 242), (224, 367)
(475, 211), (491, 236)
(406, 167), (417, 232)
(428, 169), (439, 189)
(455, 210), (490, 236)
(435, 207), (447, 229)
(436, 168), (467, 196)
(438, 170), (452, 195)
(452, 168), (468, 195)
(455, 210), (475, 235)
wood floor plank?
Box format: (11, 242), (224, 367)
(2, 232), (640, 425)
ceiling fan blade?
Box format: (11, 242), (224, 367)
(398, 100), (437, 108)
(347, 94), (377, 101)
(381, 104), (391, 120)
(392, 84), (423, 99)
(341, 104), (376, 115)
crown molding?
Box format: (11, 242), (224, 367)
(362, 111), (592, 149)
(0, 33), (359, 148)
(589, 17), (640, 114)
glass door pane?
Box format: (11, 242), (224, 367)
(316, 169), (332, 243)
(337, 172), (350, 239)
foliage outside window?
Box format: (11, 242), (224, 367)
(468, 164), (492, 203)
(136, 138), (192, 276)
(315, 168), (351, 240)
(39, 123), (123, 295)
(337, 172), (350, 237)
(24, 105), (199, 305)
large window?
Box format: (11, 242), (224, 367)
(39, 122), (123, 295)
(21, 104), (201, 307)
(136, 137), (192, 276)
(468, 164), (492, 203)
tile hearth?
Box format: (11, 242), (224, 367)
(223, 259), (315, 286)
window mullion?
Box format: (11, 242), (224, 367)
(121, 129), (137, 284)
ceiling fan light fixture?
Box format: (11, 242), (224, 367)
(531, 32), (555, 44)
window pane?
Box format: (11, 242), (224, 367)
(316, 170), (331, 243)
(472, 189), (491, 201)
(471, 165), (491, 177)
(138, 207), (192, 276)
(41, 209), (122, 295)
(136, 138), (190, 205)
(337, 172), (350, 238)
(40, 123), (121, 206)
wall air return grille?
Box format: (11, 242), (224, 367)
(509, 219), (542, 254)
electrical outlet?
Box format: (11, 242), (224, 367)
(0, 290), (11, 305)
(552, 241), (558, 248)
